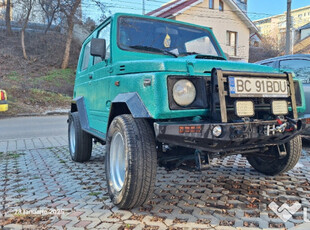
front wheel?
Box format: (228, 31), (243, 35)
(246, 135), (302, 176)
(106, 115), (157, 209)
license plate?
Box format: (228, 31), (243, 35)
(229, 77), (289, 98)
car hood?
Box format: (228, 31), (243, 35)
(113, 56), (280, 75)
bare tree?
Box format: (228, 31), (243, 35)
(20, 0), (35, 59)
(38, 0), (60, 34)
(285, 0), (292, 55)
(92, 0), (111, 22)
(5, 0), (13, 36)
(60, 0), (81, 69)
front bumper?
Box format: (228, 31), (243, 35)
(154, 118), (309, 152)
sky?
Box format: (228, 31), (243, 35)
(83, 0), (310, 24)
(247, 0), (310, 20)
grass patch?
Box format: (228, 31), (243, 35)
(88, 192), (101, 196)
(29, 88), (71, 106)
(0, 152), (25, 160)
(59, 160), (66, 163)
(34, 69), (75, 88)
(15, 188), (27, 193)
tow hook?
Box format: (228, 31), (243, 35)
(265, 118), (296, 136)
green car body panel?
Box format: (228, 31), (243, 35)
(73, 13), (306, 138)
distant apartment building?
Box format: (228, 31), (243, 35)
(254, 5), (310, 49)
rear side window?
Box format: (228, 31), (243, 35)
(81, 42), (91, 71)
(260, 61), (274, 67)
(280, 59), (310, 83)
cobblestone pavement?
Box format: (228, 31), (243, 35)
(0, 140), (310, 230)
(0, 136), (67, 153)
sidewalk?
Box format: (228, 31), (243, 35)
(0, 135), (67, 153)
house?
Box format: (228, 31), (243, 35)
(147, 0), (258, 62)
(254, 5), (310, 49)
(298, 22), (310, 41)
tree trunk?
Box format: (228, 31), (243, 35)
(21, 30), (27, 59)
(44, 17), (53, 34)
(61, 18), (74, 69)
(285, 0), (292, 55)
(5, 0), (13, 36)
(21, 2), (33, 60)
(61, 0), (81, 69)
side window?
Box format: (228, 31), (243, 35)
(94, 23), (111, 65)
(81, 42), (90, 71)
(260, 61), (274, 67)
(280, 59), (310, 83)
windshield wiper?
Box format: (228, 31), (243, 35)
(195, 54), (226, 60)
(128, 45), (178, 58)
(178, 52), (200, 56)
(179, 52), (225, 60)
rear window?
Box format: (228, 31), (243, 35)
(280, 59), (310, 83)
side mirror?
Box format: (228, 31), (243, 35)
(90, 38), (106, 59)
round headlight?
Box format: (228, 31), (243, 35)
(172, 80), (196, 106)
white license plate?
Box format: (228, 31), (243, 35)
(229, 77), (289, 98)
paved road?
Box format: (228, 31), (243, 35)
(0, 115), (67, 140)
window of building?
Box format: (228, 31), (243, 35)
(209, 0), (214, 9)
(81, 42), (90, 71)
(219, 0), (224, 11)
(226, 31), (237, 56)
(94, 23), (111, 65)
(298, 14), (302, 18)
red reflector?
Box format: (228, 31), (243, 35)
(306, 118), (310, 124)
(179, 125), (202, 134)
(0, 91), (4, 100)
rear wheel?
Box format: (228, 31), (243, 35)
(246, 135), (301, 176)
(68, 112), (92, 162)
(106, 115), (157, 209)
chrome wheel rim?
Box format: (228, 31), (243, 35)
(109, 132), (126, 192)
(69, 121), (76, 155)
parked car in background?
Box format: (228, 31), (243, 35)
(256, 54), (310, 135)
(0, 89), (8, 112)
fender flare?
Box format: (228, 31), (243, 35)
(70, 96), (90, 130)
(108, 92), (151, 127)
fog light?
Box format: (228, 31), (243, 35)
(235, 101), (254, 117)
(272, 100), (288, 115)
(212, 125), (222, 137)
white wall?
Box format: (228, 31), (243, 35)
(174, 0), (250, 62)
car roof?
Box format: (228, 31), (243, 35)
(256, 54), (310, 64)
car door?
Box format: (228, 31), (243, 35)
(87, 21), (112, 134)
(75, 38), (93, 116)
(279, 59), (310, 114)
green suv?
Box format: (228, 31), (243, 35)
(68, 13), (309, 209)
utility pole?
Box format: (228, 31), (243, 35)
(142, 0), (145, 15)
(285, 0), (292, 55)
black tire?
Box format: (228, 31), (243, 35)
(68, 112), (92, 162)
(106, 115), (157, 209)
(246, 135), (302, 176)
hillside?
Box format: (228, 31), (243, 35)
(0, 29), (81, 117)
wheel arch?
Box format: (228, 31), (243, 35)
(70, 96), (90, 130)
(107, 92), (152, 130)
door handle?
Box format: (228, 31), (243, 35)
(89, 75), (93, 80)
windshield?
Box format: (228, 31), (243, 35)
(118, 16), (222, 58)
